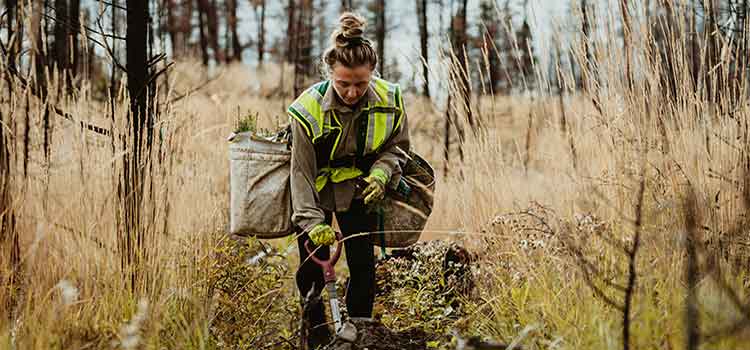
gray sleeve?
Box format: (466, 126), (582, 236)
(370, 110), (410, 189)
(290, 119), (326, 232)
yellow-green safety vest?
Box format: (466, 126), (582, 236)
(288, 78), (404, 191)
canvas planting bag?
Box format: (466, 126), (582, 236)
(228, 131), (294, 238)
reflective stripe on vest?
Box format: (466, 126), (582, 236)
(288, 78), (403, 191)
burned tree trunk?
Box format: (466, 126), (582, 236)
(374, 0), (386, 77)
(206, 0), (222, 62)
(580, 0), (593, 92)
(286, 0), (297, 63)
(226, 0), (243, 61)
(293, 0), (314, 97)
(166, 0), (179, 56)
(125, 0), (151, 290)
(253, 0), (266, 65)
(197, 0), (210, 65)
(451, 0), (474, 130)
(7, 0), (19, 70)
(30, 0), (47, 95)
(258, 0), (265, 64)
(69, 0), (81, 78)
(54, 0), (70, 72)
(416, 0), (430, 98)
(182, 0), (194, 56)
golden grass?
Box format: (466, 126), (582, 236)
(3, 8), (750, 349)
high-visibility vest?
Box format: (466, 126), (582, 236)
(287, 78), (405, 191)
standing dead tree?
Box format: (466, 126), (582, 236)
(225, 0), (244, 62)
(450, 0), (474, 131)
(293, 0), (314, 97)
(252, 0), (266, 65)
(374, 0), (386, 77)
(620, 0), (632, 92)
(122, 0), (165, 292)
(416, 0), (430, 98)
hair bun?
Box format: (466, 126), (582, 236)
(333, 12), (368, 49)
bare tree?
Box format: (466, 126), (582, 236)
(252, 0), (266, 65)
(620, 0), (632, 91)
(286, 0), (297, 63)
(166, 0), (179, 56)
(197, 0), (210, 65)
(451, 0), (474, 129)
(374, 0), (386, 77)
(124, 0), (151, 290)
(6, 0), (20, 70)
(30, 0), (47, 95)
(69, 0), (81, 77)
(416, 0), (430, 98)
(580, 0), (594, 92)
(293, 0), (314, 97)
(54, 0), (70, 72)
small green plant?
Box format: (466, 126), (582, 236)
(234, 111), (258, 133)
(208, 236), (299, 350)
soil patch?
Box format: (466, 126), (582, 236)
(325, 318), (442, 350)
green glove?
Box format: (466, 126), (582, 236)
(362, 168), (389, 205)
(308, 223), (336, 246)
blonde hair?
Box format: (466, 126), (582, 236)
(323, 12), (378, 70)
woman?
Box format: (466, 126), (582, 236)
(288, 12), (410, 349)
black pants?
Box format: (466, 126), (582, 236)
(296, 199), (377, 345)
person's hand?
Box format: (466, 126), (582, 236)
(362, 168), (388, 205)
(308, 224), (336, 246)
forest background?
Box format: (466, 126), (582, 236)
(2, 0), (750, 349)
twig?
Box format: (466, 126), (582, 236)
(167, 72), (224, 104)
(623, 174), (646, 350)
(1, 64), (111, 136)
(95, 3), (128, 74)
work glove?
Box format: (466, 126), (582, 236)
(308, 223), (336, 246)
(362, 168), (388, 205)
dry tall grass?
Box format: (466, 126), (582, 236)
(2, 2), (750, 349)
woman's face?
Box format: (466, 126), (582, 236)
(331, 63), (373, 106)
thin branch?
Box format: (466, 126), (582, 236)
(623, 174), (646, 350)
(95, 4), (128, 73)
(2, 64), (111, 136)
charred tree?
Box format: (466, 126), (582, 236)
(227, 0), (244, 62)
(166, 0), (179, 56)
(252, 0), (266, 65)
(30, 0), (47, 95)
(293, 0), (314, 97)
(125, 0), (152, 290)
(580, 0), (593, 92)
(479, 0), (497, 95)
(451, 0), (474, 130)
(196, 0), (222, 63)
(515, 18), (534, 89)
(374, 0), (386, 77)
(416, 0), (430, 98)
(286, 0), (297, 63)
(6, 0), (19, 70)
(197, 0), (210, 65)
(54, 0), (70, 73)
(620, 0), (633, 92)
(69, 0), (81, 78)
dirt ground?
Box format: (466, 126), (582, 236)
(324, 318), (438, 350)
